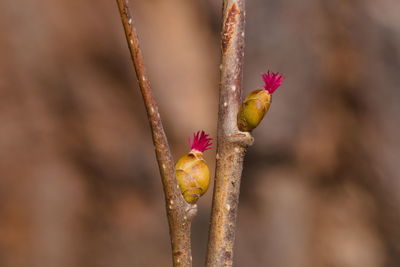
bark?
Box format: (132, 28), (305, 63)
(116, 1), (196, 266)
(206, 1), (253, 266)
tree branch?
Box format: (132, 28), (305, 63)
(115, 1), (197, 266)
(206, 0), (253, 266)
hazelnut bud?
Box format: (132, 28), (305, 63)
(238, 71), (284, 132)
(175, 131), (212, 204)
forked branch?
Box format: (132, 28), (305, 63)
(115, 1), (197, 266)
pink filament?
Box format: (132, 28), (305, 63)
(262, 71), (284, 94)
(189, 131), (212, 153)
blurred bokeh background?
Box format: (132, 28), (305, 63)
(1, 0), (400, 266)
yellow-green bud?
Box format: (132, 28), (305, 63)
(175, 131), (212, 204)
(176, 150), (210, 204)
(238, 89), (271, 132)
(237, 71), (284, 132)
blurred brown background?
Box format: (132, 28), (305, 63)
(1, 0), (399, 266)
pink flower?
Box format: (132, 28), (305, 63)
(262, 71), (284, 94)
(189, 131), (212, 153)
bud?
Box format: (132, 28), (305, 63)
(175, 131), (213, 204)
(238, 71), (284, 132)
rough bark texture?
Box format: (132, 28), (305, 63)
(116, 1), (196, 266)
(206, 1), (253, 266)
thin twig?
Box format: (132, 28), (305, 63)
(206, 0), (253, 266)
(115, 1), (197, 266)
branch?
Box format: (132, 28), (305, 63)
(115, 1), (197, 266)
(206, 0), (253, 266)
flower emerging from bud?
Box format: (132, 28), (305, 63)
(237, 71), (284, 132)
(175, 131), (212, 204)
